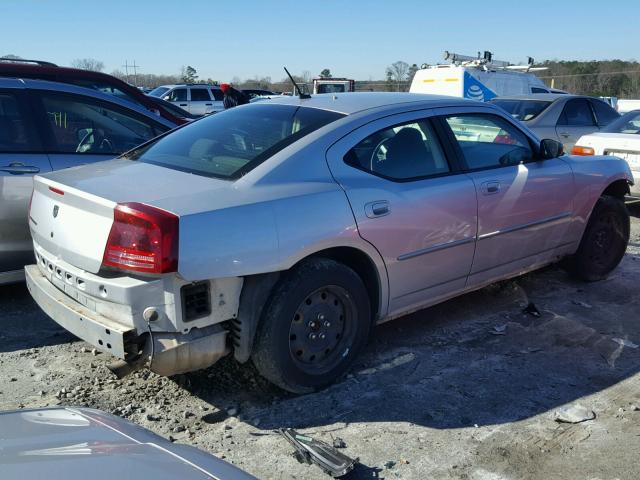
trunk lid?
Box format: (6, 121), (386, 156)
(30, 159), (233, 273)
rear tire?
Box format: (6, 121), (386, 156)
(252, 258), (371, 393)
(567, 195), (629, 281)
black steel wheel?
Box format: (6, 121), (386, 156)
(252, 258), (371, 393)
(568, 195), (629, 281)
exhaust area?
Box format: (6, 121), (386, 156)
(107, 325), (230, 379)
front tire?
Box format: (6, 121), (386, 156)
(568, 195), (629, 281)
(252, 258), (371, 393)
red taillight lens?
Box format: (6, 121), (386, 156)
(571, 145), (595, 156)
(102, 202), (179, 274)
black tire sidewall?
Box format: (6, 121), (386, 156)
(252, 258), (371, 393)
(574, 195), (630, 281)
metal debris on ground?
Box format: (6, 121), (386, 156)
(491, 324), (507, 335)
(332, 436), (347, 449)
(571, 300), (593, 308)
(522, 302), (541, 317)
(554, 404), (596, 423)
(612, 338), (639, 349)
(279, 428), (358, 478)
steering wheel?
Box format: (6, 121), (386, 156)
(76, 130), (114, 153)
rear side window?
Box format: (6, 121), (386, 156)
(39, 93), (164, 155)
(590, 100), (619, 126)
(210, 89), (224, 101)
(557, 99), (595, 126)
(531, 87), (549, 93)
(128, 104), (344, 179)
(165, 88), (187, 102)
(345, 120), (450, 180)
(190, 89), (211, 101)
(490, 99), (551, 121)
(444, 114), (533, 169)
(0, 91), (39, 152)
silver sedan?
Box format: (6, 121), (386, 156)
(25, 93), (633, 393)
(490, 93), (620, 150)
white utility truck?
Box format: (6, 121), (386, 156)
(410, 51), (566, 101)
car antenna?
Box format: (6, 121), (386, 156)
(284, 67), (311, 99)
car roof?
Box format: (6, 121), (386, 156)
(491, 93), (590, 101)
(254, 92), (476, 115)
(0, 77), (175, 128)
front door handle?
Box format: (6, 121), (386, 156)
(365, 200), (390, 218)
(205, 103), (212, 106)
(559, 131), (570, 138)
(481, 181), (501, 195)
(0, 163), (40, 175)
(179, 103), (188, 107)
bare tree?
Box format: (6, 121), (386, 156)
(71, 58), (105, 72)
(386, 61), (410, 91)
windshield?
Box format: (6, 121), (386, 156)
(602, 110), (640, 134)
(148, 86), (170, 98)
(490, 99), (552, 121)
(127, 104), (344, 179)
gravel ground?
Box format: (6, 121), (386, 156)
(2, 210), (640, 480)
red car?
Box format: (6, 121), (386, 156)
(0, 58), (190, 124)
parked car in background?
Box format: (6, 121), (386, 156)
(242, 88), (280, 99)
(146, 94), (198, 122)
(0, 78), (175, 285)
(572, 109), (640, 198)
(0, 58), (188, 125)
(148, 84), (224, 116)
(490, 94), (619, 150)
(1, 407), (257, 479)
(26, 93), (631, 394)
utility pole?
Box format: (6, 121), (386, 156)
(121, 60), (141, 86)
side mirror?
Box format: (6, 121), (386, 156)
(540, 138), (564, 159)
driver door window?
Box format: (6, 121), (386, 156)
(444, 114), (533, 169)
(39, 93), (162, 166)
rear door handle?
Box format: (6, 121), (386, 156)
(365, 200), (390, 218)
(0, 163), (40, 174)
(179, 103), (187, 106)
(481, 181), (501, 195)
(205, 103), (212, 106)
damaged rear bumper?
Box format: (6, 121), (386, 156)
(26, 264), (230, 376)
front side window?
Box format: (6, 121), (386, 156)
(40, 93), (164, 154)
(557, 99), (595, 126)
(345, 120), (449, 180)
(444, 114), (533, 169)
(148, 86), (170, 98)
(165, 88), (187, 102)
(0, 91), (38, 152)
(490, 99), (552, 121)
(590, 100), (619, 126)
(127, 104), (344, 179)
(190, 89), (211, 101)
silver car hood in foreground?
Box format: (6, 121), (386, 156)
(0, 407), (256, 480)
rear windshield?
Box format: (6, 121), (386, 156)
(127, 104), (344, 179)
(148, 86), (170, 97)
(490, 99), (552, 121)
(602, 110), (640, 134)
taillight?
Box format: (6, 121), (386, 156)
(102, 202), (179, 274)
(571, 145), (595, 156)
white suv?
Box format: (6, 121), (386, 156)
(148, 84), (224, 116)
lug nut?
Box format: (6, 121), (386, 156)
(318, 314), (325, 321)
(309, 333), (317, 340)
(308, 321), (317, 328)
(324, 321), (331, 327)
(319, 333), (326, 340)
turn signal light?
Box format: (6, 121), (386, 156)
(102, 202), (179, 274)
(571, 145), (595, 156)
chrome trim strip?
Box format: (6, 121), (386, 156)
(397, 236), (475, 261)
(478, 212), (572, 241)
(394, 274), (468, 299)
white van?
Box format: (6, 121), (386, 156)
(410, 52), (566, 101)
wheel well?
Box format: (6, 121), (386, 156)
(309, 247), (381, 321)
(602, 179), (630, 199)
